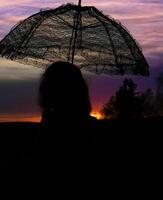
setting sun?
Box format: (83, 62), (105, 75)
(91, 112), (103, 120)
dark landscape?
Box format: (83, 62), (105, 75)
(1, 118), (163, 189)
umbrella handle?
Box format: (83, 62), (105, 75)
(78, 0), (81, 7)
(69, 0), (82, 64)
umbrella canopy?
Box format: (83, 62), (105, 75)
(0, 2), (149, 76)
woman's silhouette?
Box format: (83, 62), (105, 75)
(35, 61), (103, 193)
(39, 61), (92, 130)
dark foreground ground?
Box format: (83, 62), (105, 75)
(0, 118), (163, 198)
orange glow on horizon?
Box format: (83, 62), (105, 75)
(0, 111), (104, 122)
(0, 114), (41, 122)
(90, 112), (103, 120)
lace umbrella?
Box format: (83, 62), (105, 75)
(0, 0), (149, 75)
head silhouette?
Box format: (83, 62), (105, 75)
(39, 61), (91, 124)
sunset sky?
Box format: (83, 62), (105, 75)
(0, 0), (163, 122)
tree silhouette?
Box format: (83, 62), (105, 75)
(101, 78), (143, 119)
(139, 88), (156, 118)
(101, 96), (118, 119)
(155, 72), (163, 116)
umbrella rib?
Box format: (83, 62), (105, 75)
(49, 14), (73, 28)
(82, 22), (101, 30)
(9, 14), (47, 59)
(110, 21), (149, 71)
(92, 7), (149, 75)
(111, 21), (140, 62)
(22, 16), (47, 48)
(88, 10), (122, 74)
(115, 21), (149, 75)
(0, 14), (41, 46)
